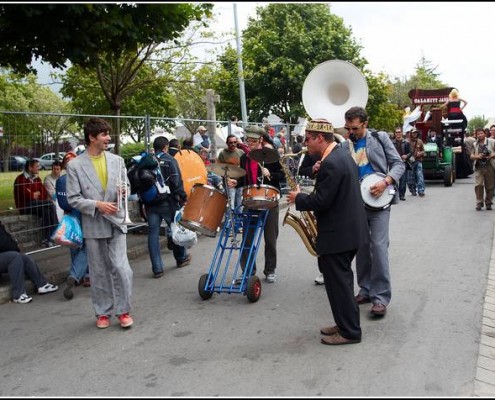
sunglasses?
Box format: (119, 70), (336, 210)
(344, 123), (364, 132)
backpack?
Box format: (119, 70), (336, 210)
(128, 152), (171, 206)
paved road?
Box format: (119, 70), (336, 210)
(0, 175), (494, 396)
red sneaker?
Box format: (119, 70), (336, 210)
(118, 313), (133, 328)
(96, 315), (110, 329)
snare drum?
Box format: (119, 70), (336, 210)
(180, 184), (227, 237)
(242, 184), (280, 210)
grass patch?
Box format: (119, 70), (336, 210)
(0, 171), (51, 211)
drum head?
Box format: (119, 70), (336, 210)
(360, 173), (393, 209)
(174, 150), (208, 197)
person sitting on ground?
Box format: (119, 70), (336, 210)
(0, 221), (58, 303)
(56, 151), (90, 300)
(14, 159), (59, 247)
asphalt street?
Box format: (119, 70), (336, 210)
(0, 175), (493, 397)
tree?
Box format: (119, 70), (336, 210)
(0, 4), (213, 75)
(390, 56), (448, 110)
(468, 116), (488, 133)
(0, 3), (213, 154)
(214, 3), (367, 125)
(59, 63), (178, 143)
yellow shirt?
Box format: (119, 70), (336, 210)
(90, 152), (108, 191)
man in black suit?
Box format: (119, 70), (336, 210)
(287, 118), (369, 346)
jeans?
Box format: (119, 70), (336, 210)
(146, 206), (187, 275)
(228, 187), (243, 212)
(398, 168), (407, 198)
(69, 242), (89, 284)
(407, 161), (425, 194)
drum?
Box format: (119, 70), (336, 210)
(360, 173), (394, 210)
(242, 184), (280, 210)
(180, 184), (227, 237)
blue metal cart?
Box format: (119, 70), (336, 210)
(198, 206), (268, 303)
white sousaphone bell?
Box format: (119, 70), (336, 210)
(302, 59), (369, 129)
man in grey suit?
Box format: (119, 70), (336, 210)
(344, 106), (405, 317)
(66, 117), (134, 330)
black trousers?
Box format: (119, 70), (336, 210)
(27, 200), (58, 241)
(319, 250), (361, 340)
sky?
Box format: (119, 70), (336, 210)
(205, 1), (495, 121)
(36, 2), (495, 121)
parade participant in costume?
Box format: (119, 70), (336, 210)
(287, 119), (369, 345)
(344, 106), (405, 317)
(441, 88), (468, 132)
(232, 125), (284, 283)
(66, 117), (134, 330)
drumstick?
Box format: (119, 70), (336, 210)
(258, 162), (271, 181)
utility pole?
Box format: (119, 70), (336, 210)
(234, 3), (248, 127)
(202, 89), (220, 159)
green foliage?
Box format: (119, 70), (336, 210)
(365, 71), (402, 132)
(0, 3), (213, 74)
(215, 3), (367, 125)
(468, 116), (488, 132)
(121, 142), (146, 164)
(390, 56), (448, 109)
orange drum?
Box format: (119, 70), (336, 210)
(242, 184), (280, 210)
(174, 149), (208, 197)
(180, 184), (227, 237)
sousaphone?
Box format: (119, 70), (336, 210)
(302, 59), (369, 130)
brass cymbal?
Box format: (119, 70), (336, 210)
(207, 163), (246, 179)
(249, 147), (280, 164)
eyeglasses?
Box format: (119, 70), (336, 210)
(394, 131), (402, 134)
(344, 123), (364, 132)
(227, 141), (237, 145)
(246, 138), (259, 143)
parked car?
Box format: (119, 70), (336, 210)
(0, 155), (27, 172)
(37, 152), (66, 170)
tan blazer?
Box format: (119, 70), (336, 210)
(472, 137), (495, 170)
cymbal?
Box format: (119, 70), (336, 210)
(207, 163), (246, 179)
(249, 147), (280, 164)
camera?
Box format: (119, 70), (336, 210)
(482, 147), (491, 158)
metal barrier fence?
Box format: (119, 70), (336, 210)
(0, 110), (305, 250)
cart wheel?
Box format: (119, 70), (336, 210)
(246, 275), (262, 303)
(443, 165), (453, 187)
(198, 274), (213, 300)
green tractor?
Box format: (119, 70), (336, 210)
(422, 142), (455, 186)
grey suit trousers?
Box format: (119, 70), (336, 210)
(85, 230), (133, 317)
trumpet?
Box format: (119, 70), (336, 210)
(117, 157), (133, 225)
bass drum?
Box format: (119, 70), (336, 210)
(360, 172), (394, 210)
(242, 184), (280, 210)
(180, 184), (227, 237)
(174, 149), (208, 197)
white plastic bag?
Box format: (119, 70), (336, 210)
(171, 207), (197, 249)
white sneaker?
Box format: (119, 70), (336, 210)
(266, 273), (276, 283)
(38, 283), (58, 294)
(13, 293), (33, 304)
(314, 273), (324, 285)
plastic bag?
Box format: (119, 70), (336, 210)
(51, 214), (83, 248)
(171, 207), (197, 249)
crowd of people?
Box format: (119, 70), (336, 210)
(4, 101), (492, 346)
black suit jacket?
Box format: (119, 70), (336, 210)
(295, 145), (369, 255)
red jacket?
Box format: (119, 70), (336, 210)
(14, 172), (49, 212)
